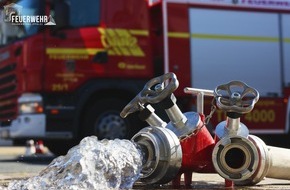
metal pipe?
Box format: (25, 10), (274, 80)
(145, 113), (167, 127)
(143, 105), (167, 127)
(197, 92), (204, 114)
(184, 87), (214, 115)
(184, 87), (214, 97)
(226, 117), (241, 132)
(165, 104), (187, 128)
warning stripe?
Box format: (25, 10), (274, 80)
(46, 34), (290, 58)
(168, 32), (290, 43)
(168, 32), (190, 38)
(285, 38), (290, 43)
(191, 33), (278, 42)
(129, 29), (149, 36)
(46, 48), (104, 55)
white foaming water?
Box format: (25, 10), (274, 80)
(7, 136), (143, 190)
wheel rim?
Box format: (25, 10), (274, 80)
(94, 111), (127, 139)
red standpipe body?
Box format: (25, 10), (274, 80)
(171, 114), (235, 188)
(172, 114), (216, 187)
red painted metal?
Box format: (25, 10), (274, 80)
(172, 114), (216, 187)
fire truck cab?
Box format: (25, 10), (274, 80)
(0, 0), (155, 154)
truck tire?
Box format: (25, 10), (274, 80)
(45, 98), (146, 155)
(82, 98), (145, 140)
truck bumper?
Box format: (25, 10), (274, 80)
(0, 114), (46, 138)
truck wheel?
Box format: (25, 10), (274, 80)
(82, 98), (144, 140)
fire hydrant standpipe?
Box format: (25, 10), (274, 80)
(121, 73), (290, 188)
(121, 72), (216, 186)
(155, 82), (218, 187)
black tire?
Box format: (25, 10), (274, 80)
(81, 98), (145, 140)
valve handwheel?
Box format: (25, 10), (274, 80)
(120, 72), (179, 118)
(214, 81), (259, 114)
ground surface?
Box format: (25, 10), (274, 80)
(0, 146), (290, 189)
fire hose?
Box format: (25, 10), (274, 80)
(120, 72), (290, 187)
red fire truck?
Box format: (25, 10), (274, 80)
(0, 0), (289, 154)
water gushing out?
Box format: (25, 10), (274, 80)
(7, 136), (143, 190)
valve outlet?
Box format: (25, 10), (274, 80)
(236, 135), (271, 185)
(131, 126), (182, 184)
(212, 136), (259, 181)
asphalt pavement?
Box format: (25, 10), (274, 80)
(0, 145), (55, 188)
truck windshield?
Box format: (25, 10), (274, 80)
(0, 0), (44, 45)
(67, 0), (100, 27)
